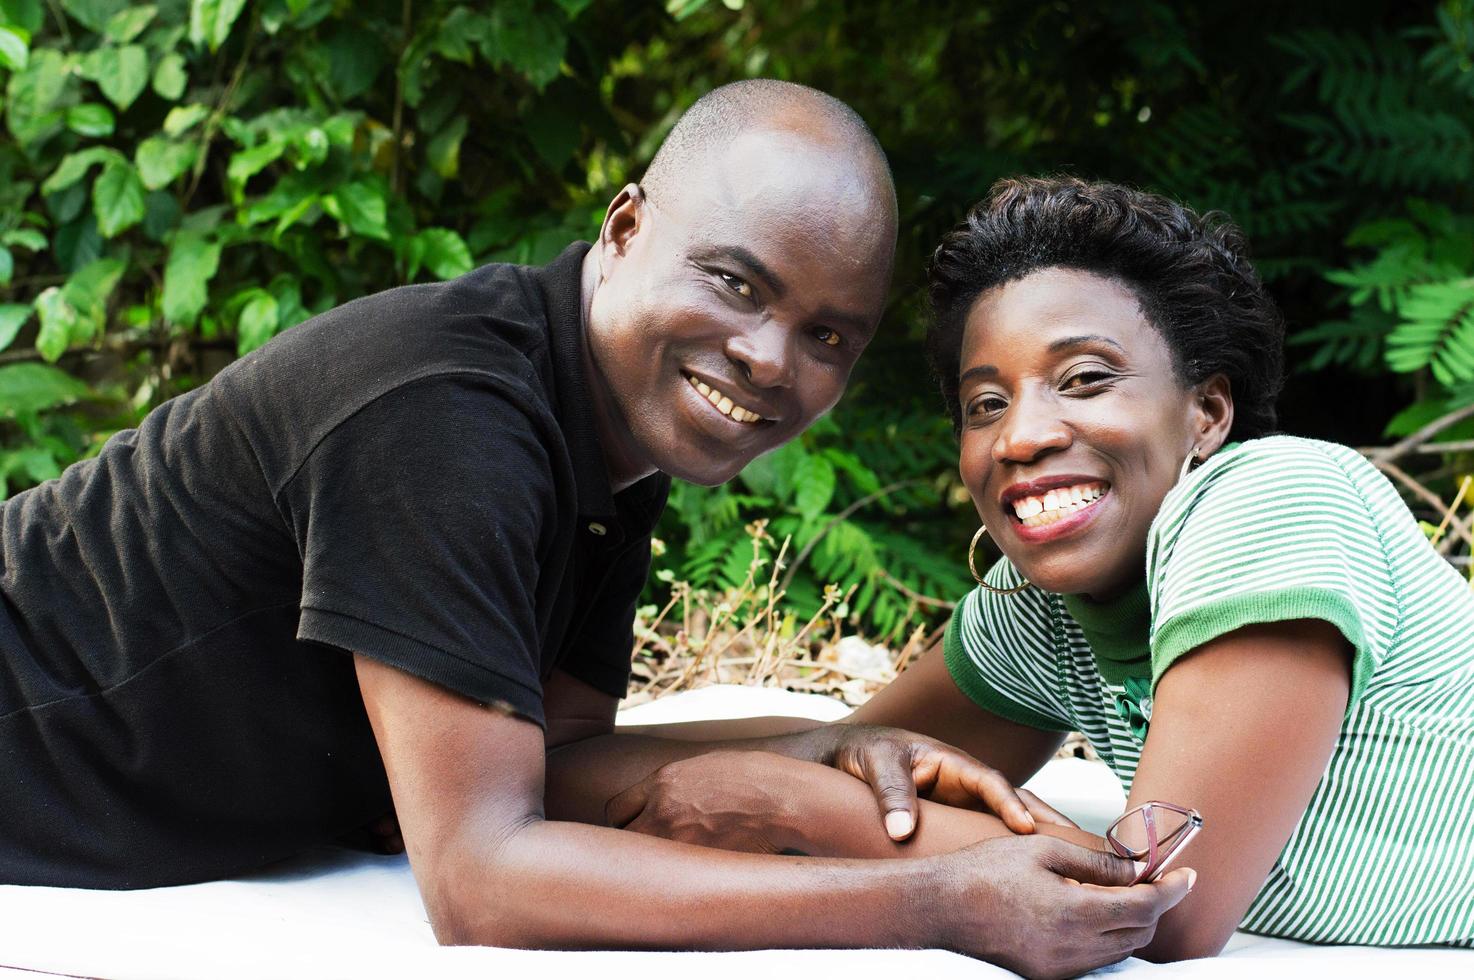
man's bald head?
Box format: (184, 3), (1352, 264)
(641, 79), (897, 234)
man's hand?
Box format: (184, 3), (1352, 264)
(806, 723), (1076, 839)
(926, 836), (1196, 979)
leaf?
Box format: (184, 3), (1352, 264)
(553, 0), (595, 15)
(0, 24), (27, 71)
(6, 445), (62, 484)
(225, 140), (286, 198)
(413, 227), (473, 280)
(135, 136), (197, 189)
(92, 158), (146, 237)
(482, 0), (566, 90)
(235, 289), (279, 354)
(325, 180), (388, 240)
(104, 4), (155, 42)
(0, 362), (90, 415)
(65, 102), (115, 137)
(152, 51), (187, 100)
(323, 24), (387, 102)
(0, 0), (44, 33)
(2, 229), (46, 252)
(163, 103), (209, 136)
(60, 0), (127, 31)
(426, 114), (468, 179)
(0, 303), (28, 352)
(0, 246), (10, 285)
(189, 0), (247, 52)
(161, 230), (220, 325)
(6, 47), (67, 145)
(85, 44), (149, 110)
(793, 454), (836, 520)
(33, 286), (79, 361)
(42, 147), (116, 194)
(62, 256), (125, 342)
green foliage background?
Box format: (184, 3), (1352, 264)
(1, 0), (1471, 637)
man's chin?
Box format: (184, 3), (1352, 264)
(657, 456), (748, 487)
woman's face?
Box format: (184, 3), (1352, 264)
(956, 267), (1229, 601)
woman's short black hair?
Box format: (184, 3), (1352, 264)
(926, 176), (1285, 440)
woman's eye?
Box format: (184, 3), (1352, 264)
(813, 326), (842, 348)
(1063, 370), (1113, 390)
(968, 395), (1007, 416)
(719, 273), (753, 299)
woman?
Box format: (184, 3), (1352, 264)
(612, 177), (1474, 961)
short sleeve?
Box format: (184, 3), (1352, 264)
(944, 559), (1073, 732)
(280, 373), (558, 726)
(1146, 439), (1396, 712)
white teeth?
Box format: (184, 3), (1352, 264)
(1010, 482), (1108, 524)
(686, 375), (764, 424)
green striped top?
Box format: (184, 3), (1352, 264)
(944, 436), (1474, 946)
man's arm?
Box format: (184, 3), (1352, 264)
(543, 664), (1065, 838)
(355, 653), (1192, 977)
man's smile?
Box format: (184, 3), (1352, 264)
(684, 372), (775, 425)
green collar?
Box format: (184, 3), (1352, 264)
(1063, 579), (1151, 684)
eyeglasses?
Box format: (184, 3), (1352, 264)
(1106, 801), (1203, 885)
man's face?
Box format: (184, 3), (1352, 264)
(585, 129), (894, 487)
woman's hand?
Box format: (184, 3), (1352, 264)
(822, 722), (1076, 838)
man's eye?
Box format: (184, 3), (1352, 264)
(813, 326), (842, 347)
(720, 273), (753, 299)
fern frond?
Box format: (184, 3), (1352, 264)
(1385, 278), (1474, 384)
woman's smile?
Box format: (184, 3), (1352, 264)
(1002, 478), (1112, 543)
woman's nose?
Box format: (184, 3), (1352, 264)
(991, 391), (1071, 463)
(725, 321), (795, 390)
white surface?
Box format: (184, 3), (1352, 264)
(0, 685), (1468, 979)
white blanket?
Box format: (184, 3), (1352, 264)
(1, 685), (1468, 980)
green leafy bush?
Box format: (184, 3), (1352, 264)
(2, 0), (1471, 633)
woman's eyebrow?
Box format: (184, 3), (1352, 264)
(958, 364), (997, 386)
(1047, 334), (1127, 354)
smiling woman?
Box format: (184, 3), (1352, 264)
(887, 177), (1474, 956)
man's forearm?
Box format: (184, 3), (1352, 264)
(432, 816), (932, 951)
(543, 728), (840, 824)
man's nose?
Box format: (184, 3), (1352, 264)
(991, 390), (1071, 463)
(725, 321), (796, 390)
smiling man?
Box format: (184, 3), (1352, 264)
(0, 80), (1189, 974)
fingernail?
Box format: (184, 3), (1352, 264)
(1185, 868), (1197, 891)
(885, 811), (914, 839)
(1132, 860), (1149, 878)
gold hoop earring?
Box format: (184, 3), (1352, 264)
(1178, 444), (1201, 482)
(968, 526), (1032, 595)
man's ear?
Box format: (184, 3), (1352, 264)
(595, 183), (647, 279)
(1192, 373), (1235, 455)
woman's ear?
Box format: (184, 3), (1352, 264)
(1193, 374), (1235, 454)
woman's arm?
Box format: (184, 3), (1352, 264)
(848, 637), (1069, 787)
(1127, 618), (1351, 961)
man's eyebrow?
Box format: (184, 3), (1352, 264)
(710, 245), (787, 297)
(1047, 334), (1127, 354)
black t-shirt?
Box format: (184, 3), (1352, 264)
(0, 242), (667, 888)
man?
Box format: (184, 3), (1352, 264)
(0, 80), (1189, 976)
